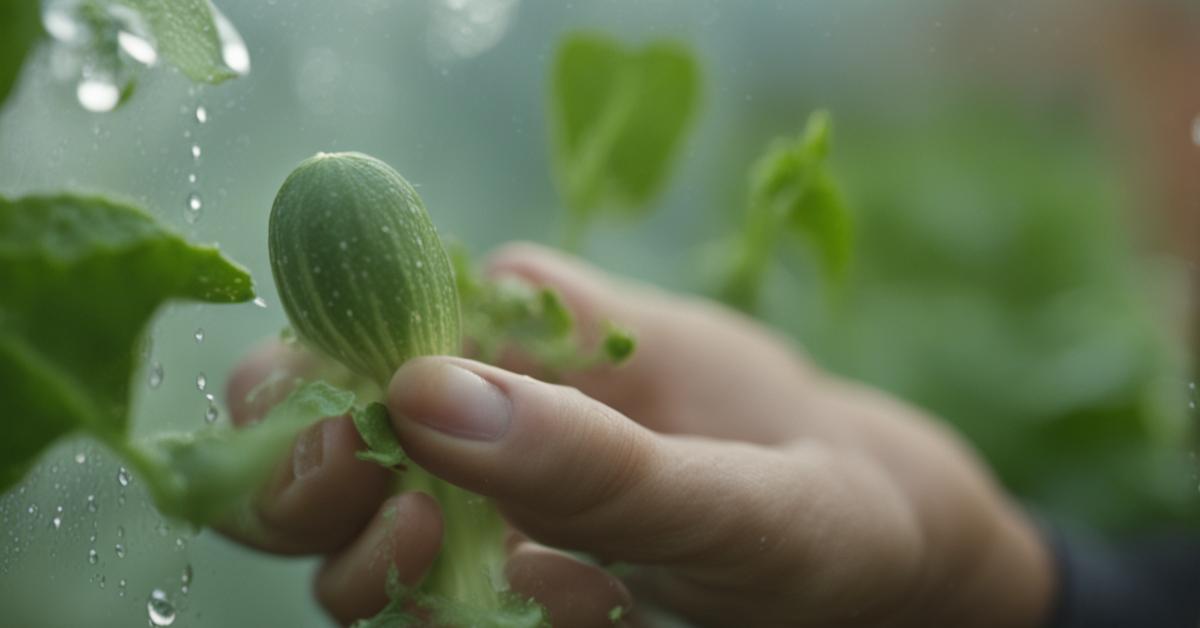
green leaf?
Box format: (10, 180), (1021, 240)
(453, 246), (635, 375)
(722, 111), (853, 311)
(0, 193), (254, 492)
(0, 0), (41, 108)
(550, 32), (700, 243)
(120, 0), (242, 84)
(138, 380), (353, 523)
(601, 324), (635, 364)
(352, 402), (406, 469)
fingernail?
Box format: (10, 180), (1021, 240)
(292, 421), (326, 479)
(414, 363), (511, 441)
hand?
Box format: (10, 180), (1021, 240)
(221, 243), (1053, 627)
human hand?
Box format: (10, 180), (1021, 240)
(221, 243), (1053, 627)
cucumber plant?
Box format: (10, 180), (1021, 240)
(0, 13), (846, 626)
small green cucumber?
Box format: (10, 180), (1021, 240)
(269, 152), (461, 386)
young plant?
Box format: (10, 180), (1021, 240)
(721, 110), (853, 312)
(268, 152), (547, 625)
(549, 32), (701, 250)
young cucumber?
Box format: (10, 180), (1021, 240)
(269, 152), (461, 386)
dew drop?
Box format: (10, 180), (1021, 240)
(190, 144), (202, 160)
(51, 516), (62, 530)
(196, 372), (207, 391)
(204, 401), (219, 424)
(117, 30), (158, 66)
(195, 105), (208, 124)
(193, 328), (205, 343)
(42, 6), (83, 43)
(76, 77), (120, 113)
(118, 578), (127, 597)
(184, 192), (203, 224)
(187, 173), (197, 184)
(87, 548), (98, 565)
(116, 525), (125, 539)
(211, 4), (250, 75)
(147, 589), (176, 626)
(114, 543), (126, 558)
(117, 467), (131, 487)
(253, 296), (268, 308)
(148, 361), (164, 389)
(74, 452), (87, 464)
(180, 564), (193, 594)
(86, 494), (97, 513)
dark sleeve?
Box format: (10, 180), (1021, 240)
(1043, 525), (1200, 628)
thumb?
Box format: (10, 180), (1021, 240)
(385, 356), (812, 569)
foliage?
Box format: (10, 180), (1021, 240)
(0, 193), (253, 497)
(0, 0), (41, 107)
(721, 110), (852, 311)
(121, 0), (242, 84)
(549, 31), (700, 249)
(779, 105), (1197, 530)
(451, 242), (635, 375)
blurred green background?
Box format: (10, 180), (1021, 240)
(2, 0), (1198, 625)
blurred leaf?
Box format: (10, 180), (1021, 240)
(352, 402), (406, 469)
(451, 243), (634, 375)
(0, 0), (41, 109)
(550, 32), (700, 246)
(722, 111), (852, 311)
(0, 193), (254, 492)
(121, 0), (240, 84)
(142, 380), (353, 523)
(766, 103), (1197, 531)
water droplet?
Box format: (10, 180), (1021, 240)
(114, 543), (125, 558)
(253, 296), (268, 308)
(76, 77), (120, 113)
(193, 328), (205, 343)
(118, 578), (127, 597)
(86, 494), (97, 513)
(74, 452), (87, 464)
(118, 30), (158, 65)
(196, 373), (207, 391)
(204, 401), (219, 424)
(98, 574), (106, 588)
(180, 564), (193, 594)
(187, 173), (197, 184)
(211, 4), (251, 75)
(42, 6), (83, 43)
(51, 516), (62, 530)
(116, 525), (125, 538)
(117, 467), (131, 487)
(190, 144), (202, 160)
(184, 192), (203, 224)
(148, 361), (164, 389)
(147, 589), (176, 626)
(195, 105), (208, 124)
(87, 548), (98, 565)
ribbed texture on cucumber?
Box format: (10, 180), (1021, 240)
(269, 152), (461, 386)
